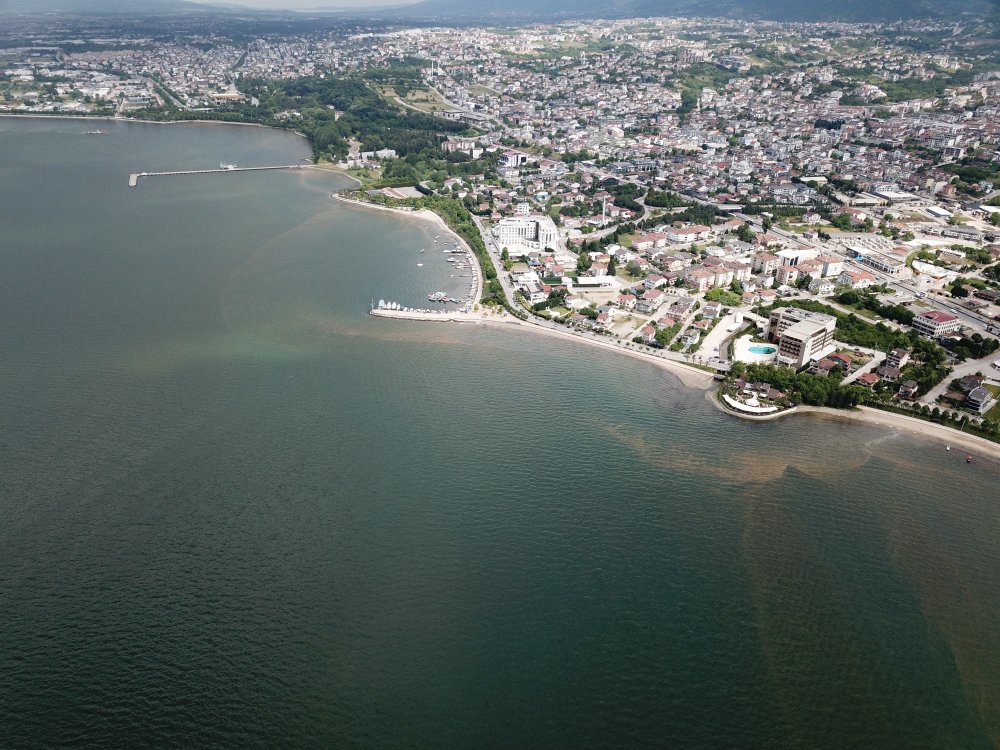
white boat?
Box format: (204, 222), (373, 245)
(417, 263), (424, 267)
(378, 299), (386, 309)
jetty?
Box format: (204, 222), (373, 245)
(128, 164), (306, 188)
(370, 307), (481, 323)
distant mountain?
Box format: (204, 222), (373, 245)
(392, 0), (997, 22)
(0, 0), (220, 13)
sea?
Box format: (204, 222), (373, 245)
(1, 117), (998, 749)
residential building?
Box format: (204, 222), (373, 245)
(886, 348), (911, 368)
(912, 310), (961, 338)
(966, 386), (994, 414)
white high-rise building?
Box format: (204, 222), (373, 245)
(492, 215), (560, 253)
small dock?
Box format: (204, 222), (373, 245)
(128, 164), (306, 188)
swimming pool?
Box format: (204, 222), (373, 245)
(749, 345), (777, 355)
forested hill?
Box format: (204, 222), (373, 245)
(394, 0), (996, 22)
(133, 71), (494, 187)
(234, 75), (471, 163)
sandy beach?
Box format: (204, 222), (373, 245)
(709, 389), (1000, 460)
(487, 315), (717, 389)
(798, 405), (1000, 461)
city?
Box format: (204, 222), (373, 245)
(5, 13), (998, 438)
(3, 3), (1000, 747)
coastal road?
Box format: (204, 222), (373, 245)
(470, 214), (725, 377)
(473, 214), (520, 306)
(840, 257), (994, 335)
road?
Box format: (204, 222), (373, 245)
(473, 214), (520, 306)
(471, 214), (728, 373)
(841, 349), (886, 385)
(838, 256), (995, 333)
(736, 207), (997, 337)
(919, 355), (1000, 406)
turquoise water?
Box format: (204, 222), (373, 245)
(1, 118), (999, 749)
(750, 344), (778, 354)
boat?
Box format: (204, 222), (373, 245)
(967, 454), (973, 464)
(417, 263), (424, 267)
(377, 299), (386, 309)
(219, 161), (238, 170)
(86, 129), (105, 135)
(420, 248), (425, 253)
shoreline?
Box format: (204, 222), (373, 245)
(332, 193), (484, 305)
(338, 195), (716, 390)
(802, 405), (1000, 462)
(0, 112), (314, 141)
(33, 113), (984, 456)
(342, 195), (999, 458)
(708, 389), (1000, 461)
(311, 164), (363, 189)
(487, 315), (717, 390)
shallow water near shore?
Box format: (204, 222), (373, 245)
(2, 118), (999, 749)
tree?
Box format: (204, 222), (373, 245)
(607, 255), (617, 275)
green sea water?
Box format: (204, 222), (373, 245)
(1, 117), (999, 749)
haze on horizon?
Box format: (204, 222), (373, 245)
(188, 0), (420, 8)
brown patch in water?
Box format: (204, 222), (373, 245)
(885, 513), (1000, 744)
(596, 420), (871, 485)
